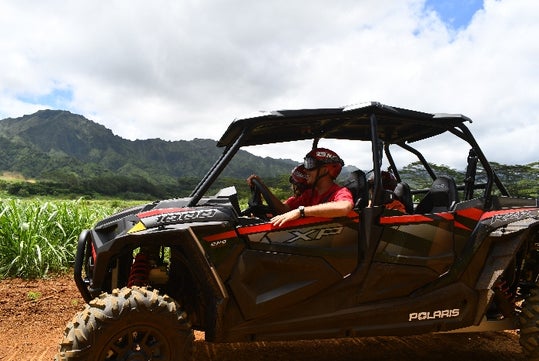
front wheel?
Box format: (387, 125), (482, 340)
(520, 286), (539, 361)
(56, 286), (194, 361)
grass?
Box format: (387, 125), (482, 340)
(0, 194), (252, 280)
(0, 198), (137, 279)
(27, 291), (42, 302)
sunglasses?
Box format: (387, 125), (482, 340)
(303, 157), (321, 170)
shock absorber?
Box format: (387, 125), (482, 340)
(127, 253), (150, 287)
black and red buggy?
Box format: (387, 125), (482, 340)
(57, 102), (539, 361)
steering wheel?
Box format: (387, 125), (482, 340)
(240, 178), (280, 220)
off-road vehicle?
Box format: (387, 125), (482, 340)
(57, 102), (539, 360)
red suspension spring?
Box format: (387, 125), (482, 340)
(127, 253), (150, 287)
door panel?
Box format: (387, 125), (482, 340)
(361, 213), (457, 301)
(229, 217), (359, 320)
(228, 250), (342, 320)
(240, 218), (359, 276)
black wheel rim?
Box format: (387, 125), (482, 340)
(100, 325), (171, 361)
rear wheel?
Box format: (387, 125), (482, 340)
(56, 286), (194, 361)
(519, 286), (539, 361)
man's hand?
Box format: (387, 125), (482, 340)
(246, 174), (262, 187)
(271, 208), (301, 227)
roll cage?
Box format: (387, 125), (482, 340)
(188, 101), (509, 211)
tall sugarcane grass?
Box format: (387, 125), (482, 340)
(0, 198), (127, 279)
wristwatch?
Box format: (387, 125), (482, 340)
(299, 206), (305, 218)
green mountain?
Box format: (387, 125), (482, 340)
(0, 109), (296, 198)
(1, 110), (537, 200)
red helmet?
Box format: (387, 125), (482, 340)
(290, 164), (309, 195)
(290, 164), (308, 186)
(303, 148), (344, 179)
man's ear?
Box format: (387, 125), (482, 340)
(320, 166), (330, 178)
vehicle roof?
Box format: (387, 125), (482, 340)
(217, 101), (472, 148)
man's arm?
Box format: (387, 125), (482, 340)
(247, 175), (290, 214)
(271, 200), (353, 227)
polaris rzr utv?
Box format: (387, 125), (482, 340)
(57, 102), (539, 361)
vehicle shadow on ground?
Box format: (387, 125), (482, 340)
(194, 332), (524, 361)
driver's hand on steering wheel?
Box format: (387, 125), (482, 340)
(247, 174), (263, 187)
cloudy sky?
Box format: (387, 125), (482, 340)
(1, 0), (537, 169)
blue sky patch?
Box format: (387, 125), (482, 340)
(17, 87), (73, 109)
(425, 0), (484, 29)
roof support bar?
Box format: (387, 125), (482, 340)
(370, 113), (384, 206)
(188, 130), (246, 206)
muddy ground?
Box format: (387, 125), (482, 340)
(0, 273), (526, 360)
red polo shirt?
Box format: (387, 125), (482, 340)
(285, 183), (353, 209)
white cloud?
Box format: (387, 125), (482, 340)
(0, 0), (537, 169)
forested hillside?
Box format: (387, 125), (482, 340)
(0, 110), (537, 200)
(0, 110), (296, 198)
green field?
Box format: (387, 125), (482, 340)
(0, 198), (140, 279)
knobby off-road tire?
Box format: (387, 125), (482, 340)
(56, 286), (194, 361)
(520, 286), (539, 361)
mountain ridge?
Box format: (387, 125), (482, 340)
(0, 109), (297, 197)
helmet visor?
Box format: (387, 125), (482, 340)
(303, 156), (319, 170)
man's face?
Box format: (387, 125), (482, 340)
(305, 165), (327, 185)
(304, 167), (317, 185)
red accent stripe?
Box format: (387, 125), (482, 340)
(454, 207), (483, 230)
(91, 242), (97, 263)
(454, 221), (471, 230)
(456, 207), (484, 220)
(437, 213), (454, 220)
(203, 213), (360, 242)
(237, 217), (331, 235)
(379, 214), (432, 224)
(137, 208), (191, 218)
(204, 230), (238, 242)
(238, 223), (273, 235)
(380, 208), (486, 227)
(235, 214), (360, 237)
(380, 214), (477, 231)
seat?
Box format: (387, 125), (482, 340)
(393, 182), (414, 214)
(414, 176), (459, 214)
(343, 169), (369, 209)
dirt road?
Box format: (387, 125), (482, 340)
(0, 274), (526, 361)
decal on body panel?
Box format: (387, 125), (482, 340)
(409, 309), (460, 322)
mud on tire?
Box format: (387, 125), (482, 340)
(56, 286), (194, 361)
